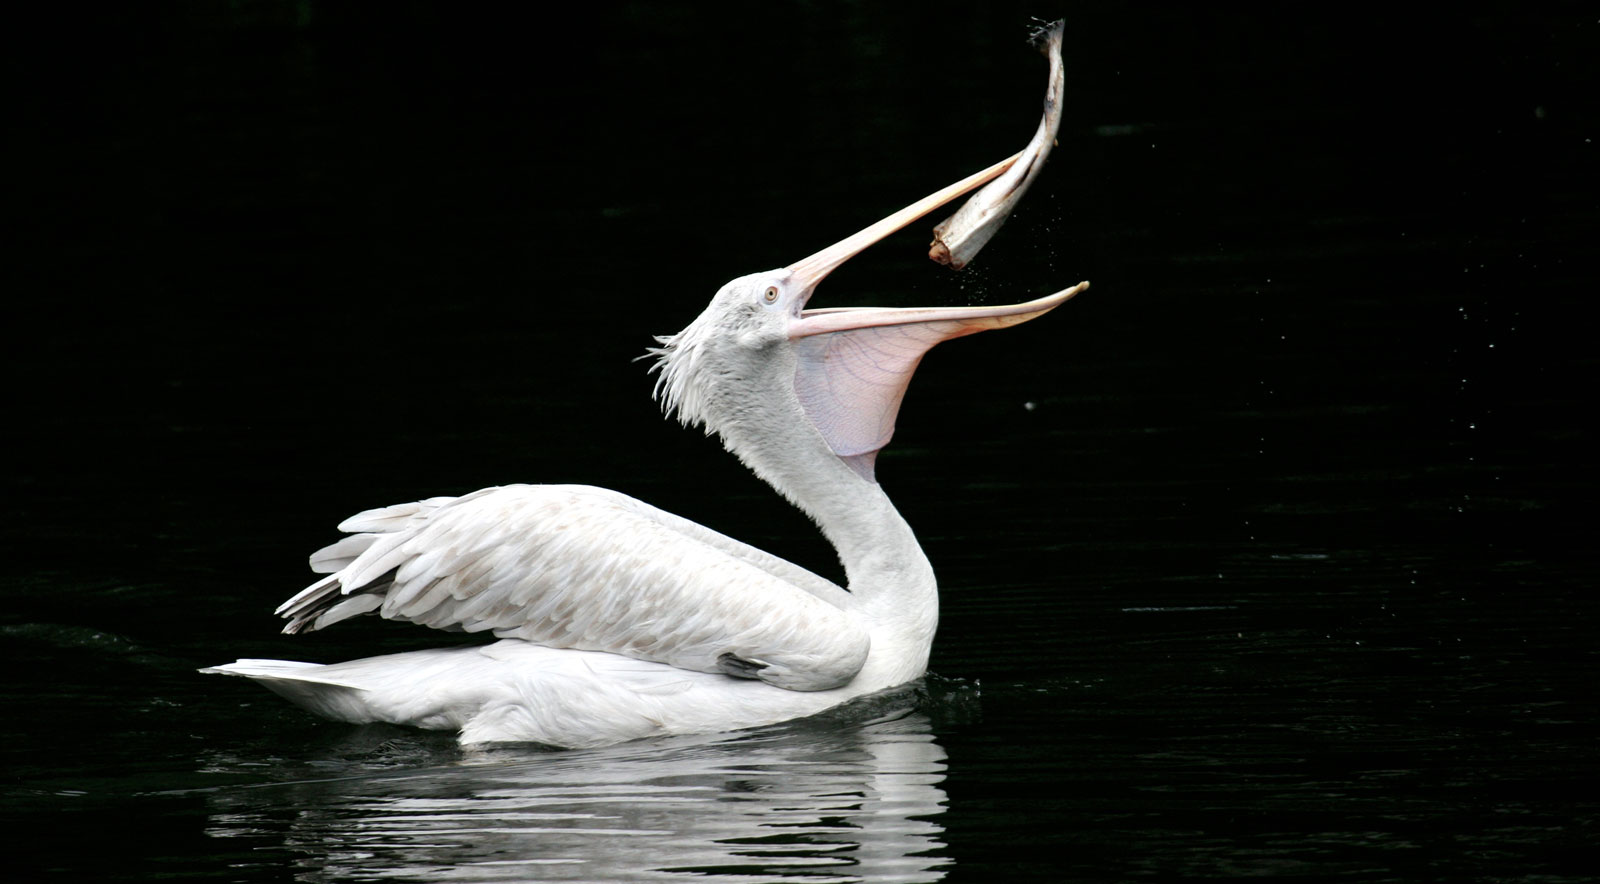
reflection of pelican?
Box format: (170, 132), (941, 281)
(201, 705), (952, 882)
(204, 153), (1086, 748)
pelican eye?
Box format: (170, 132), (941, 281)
(762, 286), (780, 304)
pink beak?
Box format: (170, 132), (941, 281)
(775, 155), (1089, 480)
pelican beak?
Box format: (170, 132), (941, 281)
(785, 151), (1021, 301)
(787, 282), (1086, 340)
(783, 151), (1086, 339)
(778, 157), (1089, 481)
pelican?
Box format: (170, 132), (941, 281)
(203, 152), (1088, 748)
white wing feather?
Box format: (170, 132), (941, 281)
(275, 485), (870, 692)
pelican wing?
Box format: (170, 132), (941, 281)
(275, 485), (869, 692)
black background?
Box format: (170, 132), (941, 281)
(5, 3), (1597, 881)
(9, 3), (1592, 608)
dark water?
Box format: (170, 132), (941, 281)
(6, 3), (1597, 881)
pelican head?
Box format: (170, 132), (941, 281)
(650, 158), (1088, 483)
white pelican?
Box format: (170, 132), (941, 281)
(203, 153), (1088, 748)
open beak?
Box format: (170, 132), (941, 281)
(778, 155), (1089, 480)
(784, 152), (1087, 339)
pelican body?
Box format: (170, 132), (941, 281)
(204, 152), (1088, 748)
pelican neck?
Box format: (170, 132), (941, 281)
(722, 404), (939, 657)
